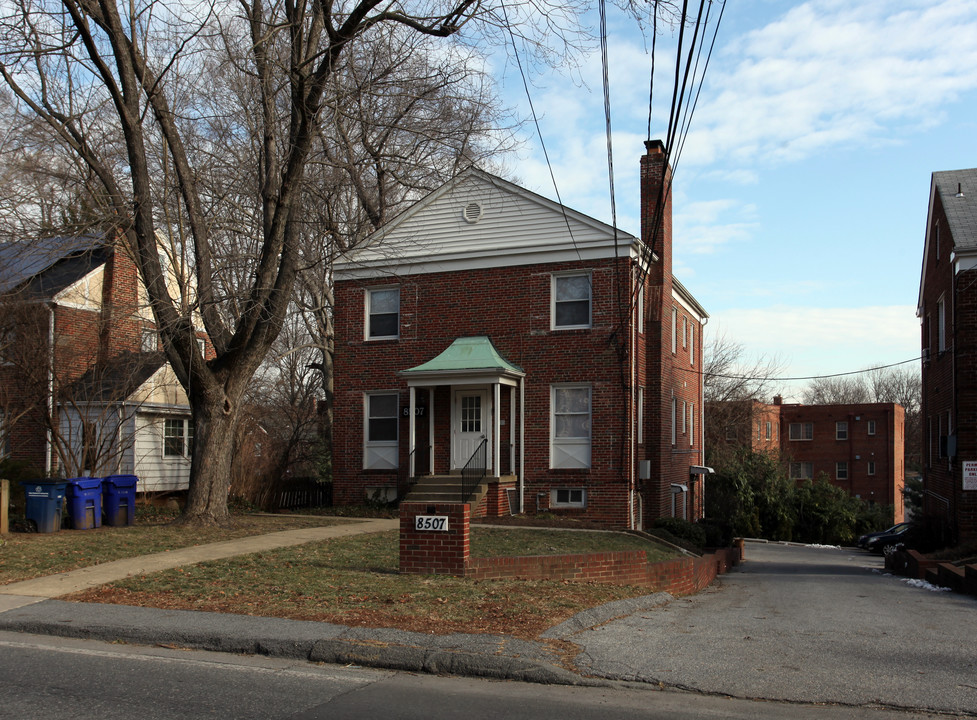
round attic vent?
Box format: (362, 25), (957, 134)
(462, 201), (483, 224)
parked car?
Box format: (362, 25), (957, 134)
(857, 522), (911, 549)
(863, 524), (918, 556)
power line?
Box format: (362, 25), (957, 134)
(690, 354), (923, 384)
(497, 0), (583, 261)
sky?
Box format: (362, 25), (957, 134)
(493, 0), (977, 401)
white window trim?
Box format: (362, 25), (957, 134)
(550, 487), (587, 508)
(683, 316), (688, 348)
(836, 461), (848, 481)
(836, 421), (848, 440)
(637, 281), (645, 335)
(162, 417), (193, 458)
(689, 402), (694, 446)
(867, 420), (876, 436)
(789, 422), (813, 441)
(551, 271), (592, 330)
(637, 386), (644, 444)
(671, 395), (677, 445)
(671, 307), (677, 353)
(937, 295), (946, 352)
(365, 286), (400, 341)
(550, 383), (592, 469)
(690, 323), (695, 366)
(867, 461), (876, 476)
(363, 391), (399, 470)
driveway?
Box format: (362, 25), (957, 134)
(568, 542), (977, 715)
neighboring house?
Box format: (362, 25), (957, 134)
(918, 166), (977, 543)
(332, 140), (709, 529)
(711, 396), (905, 522)
(0, 234), (196, 491)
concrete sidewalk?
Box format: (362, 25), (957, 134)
(0, 516), (611, 685)
(0, 518), (398, 609)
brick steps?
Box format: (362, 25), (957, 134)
(404, 475), (491, 506)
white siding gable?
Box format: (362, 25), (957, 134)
(335, 170), (642, 280)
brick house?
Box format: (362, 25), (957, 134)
(918, 166), (977, 543)
(710, 396), (905, 522)
(332, 140), (709, 529)
(0, 235), (197, 490)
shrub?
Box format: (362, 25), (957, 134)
(653, 517), (706, 548)
(697, 517), (734, 548)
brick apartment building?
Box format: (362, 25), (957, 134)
(0, 235), (196, 490)
(711, 396), (905, 522)
(918, 166), (977, 543)
(331, 141), (709, 529)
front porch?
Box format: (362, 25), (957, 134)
(398, 336), (525, 518)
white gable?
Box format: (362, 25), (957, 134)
(334, 170), (644, 280)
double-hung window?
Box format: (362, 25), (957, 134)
(836, 421), (848, 440)
(551, 384), (591, 468)
(789, 462), (813, 480)
(552, 273), (592, 329)
(789, 422), (813, 441)
(364, 392), (399, 469)
(367, 287), (400, 340)
(164, 418), (193, 458)
(836, 461), (848, 481)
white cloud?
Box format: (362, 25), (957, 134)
(686, 0), (977, 167)
(709, 304), (919, 372)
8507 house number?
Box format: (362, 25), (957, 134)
(414, 515), (448, 532)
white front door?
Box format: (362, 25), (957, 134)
(451, 389), (490, 471)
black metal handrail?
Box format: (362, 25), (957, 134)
(460, 438), (488, 503)
(398, 444), (429, 501)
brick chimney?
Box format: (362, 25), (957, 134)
(640, 139), (672, 287)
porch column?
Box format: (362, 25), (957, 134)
(428, 387), (435, 475)
(509, 385), (516, 475)
(409, 386), (416, 477)
(493, 382), (501, 475)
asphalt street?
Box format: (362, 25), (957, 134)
(555, 542), (977, 715)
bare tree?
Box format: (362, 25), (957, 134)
(702, 331), (786, 469)
(802, 375), (870, 405)
(703, 331), (786, 404)
(0, 0), (594, 525)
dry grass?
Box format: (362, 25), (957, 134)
(0, 511), (352, 585)
(65, 528), (674, 639)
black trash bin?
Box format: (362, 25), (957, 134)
(66, 477), (103, 530)
(20, 480), (67, 533)
(103, 474), (138, 526)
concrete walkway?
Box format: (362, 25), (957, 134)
(0, 518), (398, 611)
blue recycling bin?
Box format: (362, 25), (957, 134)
(20, 480), (67, 533)
(103, 474), (138, 526)
(66, 477), (103, 530)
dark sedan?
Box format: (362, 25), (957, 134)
(863, 524), (917, 555)
(857, 522), (911, 549)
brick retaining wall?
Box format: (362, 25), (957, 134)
(400, 501), (741, 595)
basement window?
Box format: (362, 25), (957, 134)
(551, 488), (586, 508)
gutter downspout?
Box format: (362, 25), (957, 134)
(46, 303), (54, 475)
(519, 376), (525, 514)
(700, 316), (709, 517)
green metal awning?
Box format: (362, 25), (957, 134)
(399, 336), (524, 385)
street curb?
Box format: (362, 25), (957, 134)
(0, 599), (600, 686)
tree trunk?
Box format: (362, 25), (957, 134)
(177, 390), (242, 526)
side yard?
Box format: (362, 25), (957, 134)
(2, 513), (682, 640)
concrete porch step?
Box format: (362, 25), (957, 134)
(405, 475), (491, 505)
